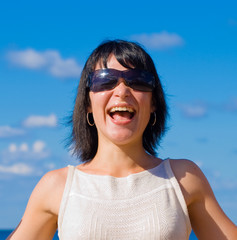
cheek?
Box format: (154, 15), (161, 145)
(136, 92), (153, 112)
(89, 92), (110, 112)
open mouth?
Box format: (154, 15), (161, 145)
(109, 106), (135, 121)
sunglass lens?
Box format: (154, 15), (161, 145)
(126, 73), (154, 92)
(129, 80), (154, 91)
(91, 75), (117, 92)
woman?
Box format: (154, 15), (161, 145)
(8, 40), (237, 239)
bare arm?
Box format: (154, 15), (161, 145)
(7, 168), (67, 240)
(6, 221), (22, 240)
(171, 159), (237, 240)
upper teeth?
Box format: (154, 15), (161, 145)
(110, 107), (134, 113)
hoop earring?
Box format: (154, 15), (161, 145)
(151, 112), (156, 126)
(87, 112), (95, 126)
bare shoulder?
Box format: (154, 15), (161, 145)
(168, 158), (204, 184)
(168, 159), (210, 205)
(169, 159), (237, 239)
(39, 167), (68, 192)
(168, 158), (201, 175)
(33, 167), (69, 214)
(8, 167), (70, 239)
(35, 167), (68, 197)
(18, 166), (70, 221)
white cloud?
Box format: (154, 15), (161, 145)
(33, 140), (45, 153)
(7, 48), (82, 78)
(44, 51), (82, 78)
(178, 102), (208, 118)
(177, 98), (237, 118)
(9, 143), (17, 153)
(0, 140), (55, 176)
(19, 143), (29, 152)
(130, 31), (184, 50)
(1, 140), (49, 162)
(7, 49), (46, 69)
(23, 114), (57, 128)
(45, 163), (56, 170)
(0, 126), (25, 138)
(0, 163), (34, 175)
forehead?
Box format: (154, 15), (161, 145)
(94, 54), (133, 71)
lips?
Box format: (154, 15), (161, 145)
(109, 106), (135, 122)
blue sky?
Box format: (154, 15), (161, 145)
(0, 0), (236, 229)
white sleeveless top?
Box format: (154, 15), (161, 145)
(58, 159), (191, 239)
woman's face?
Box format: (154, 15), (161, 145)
(88, 55), (155, 146)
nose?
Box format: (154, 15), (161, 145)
(113, 78), (131, 99)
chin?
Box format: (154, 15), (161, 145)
(107, 130), (140, 146)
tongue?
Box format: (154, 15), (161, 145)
(112, 112), (132, 121)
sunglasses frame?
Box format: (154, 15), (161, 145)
(87, 68), (156, 92)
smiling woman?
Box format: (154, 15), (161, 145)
(71, 40), (167, 161)
(7, 40), (237, 240)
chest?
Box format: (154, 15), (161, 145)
(59, 187), (190, 240)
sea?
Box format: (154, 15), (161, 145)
(0, 230), (198, 239)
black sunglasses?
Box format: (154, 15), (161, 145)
(87, 68), (156, 92)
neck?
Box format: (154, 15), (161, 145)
(80, 138), (161, 177)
